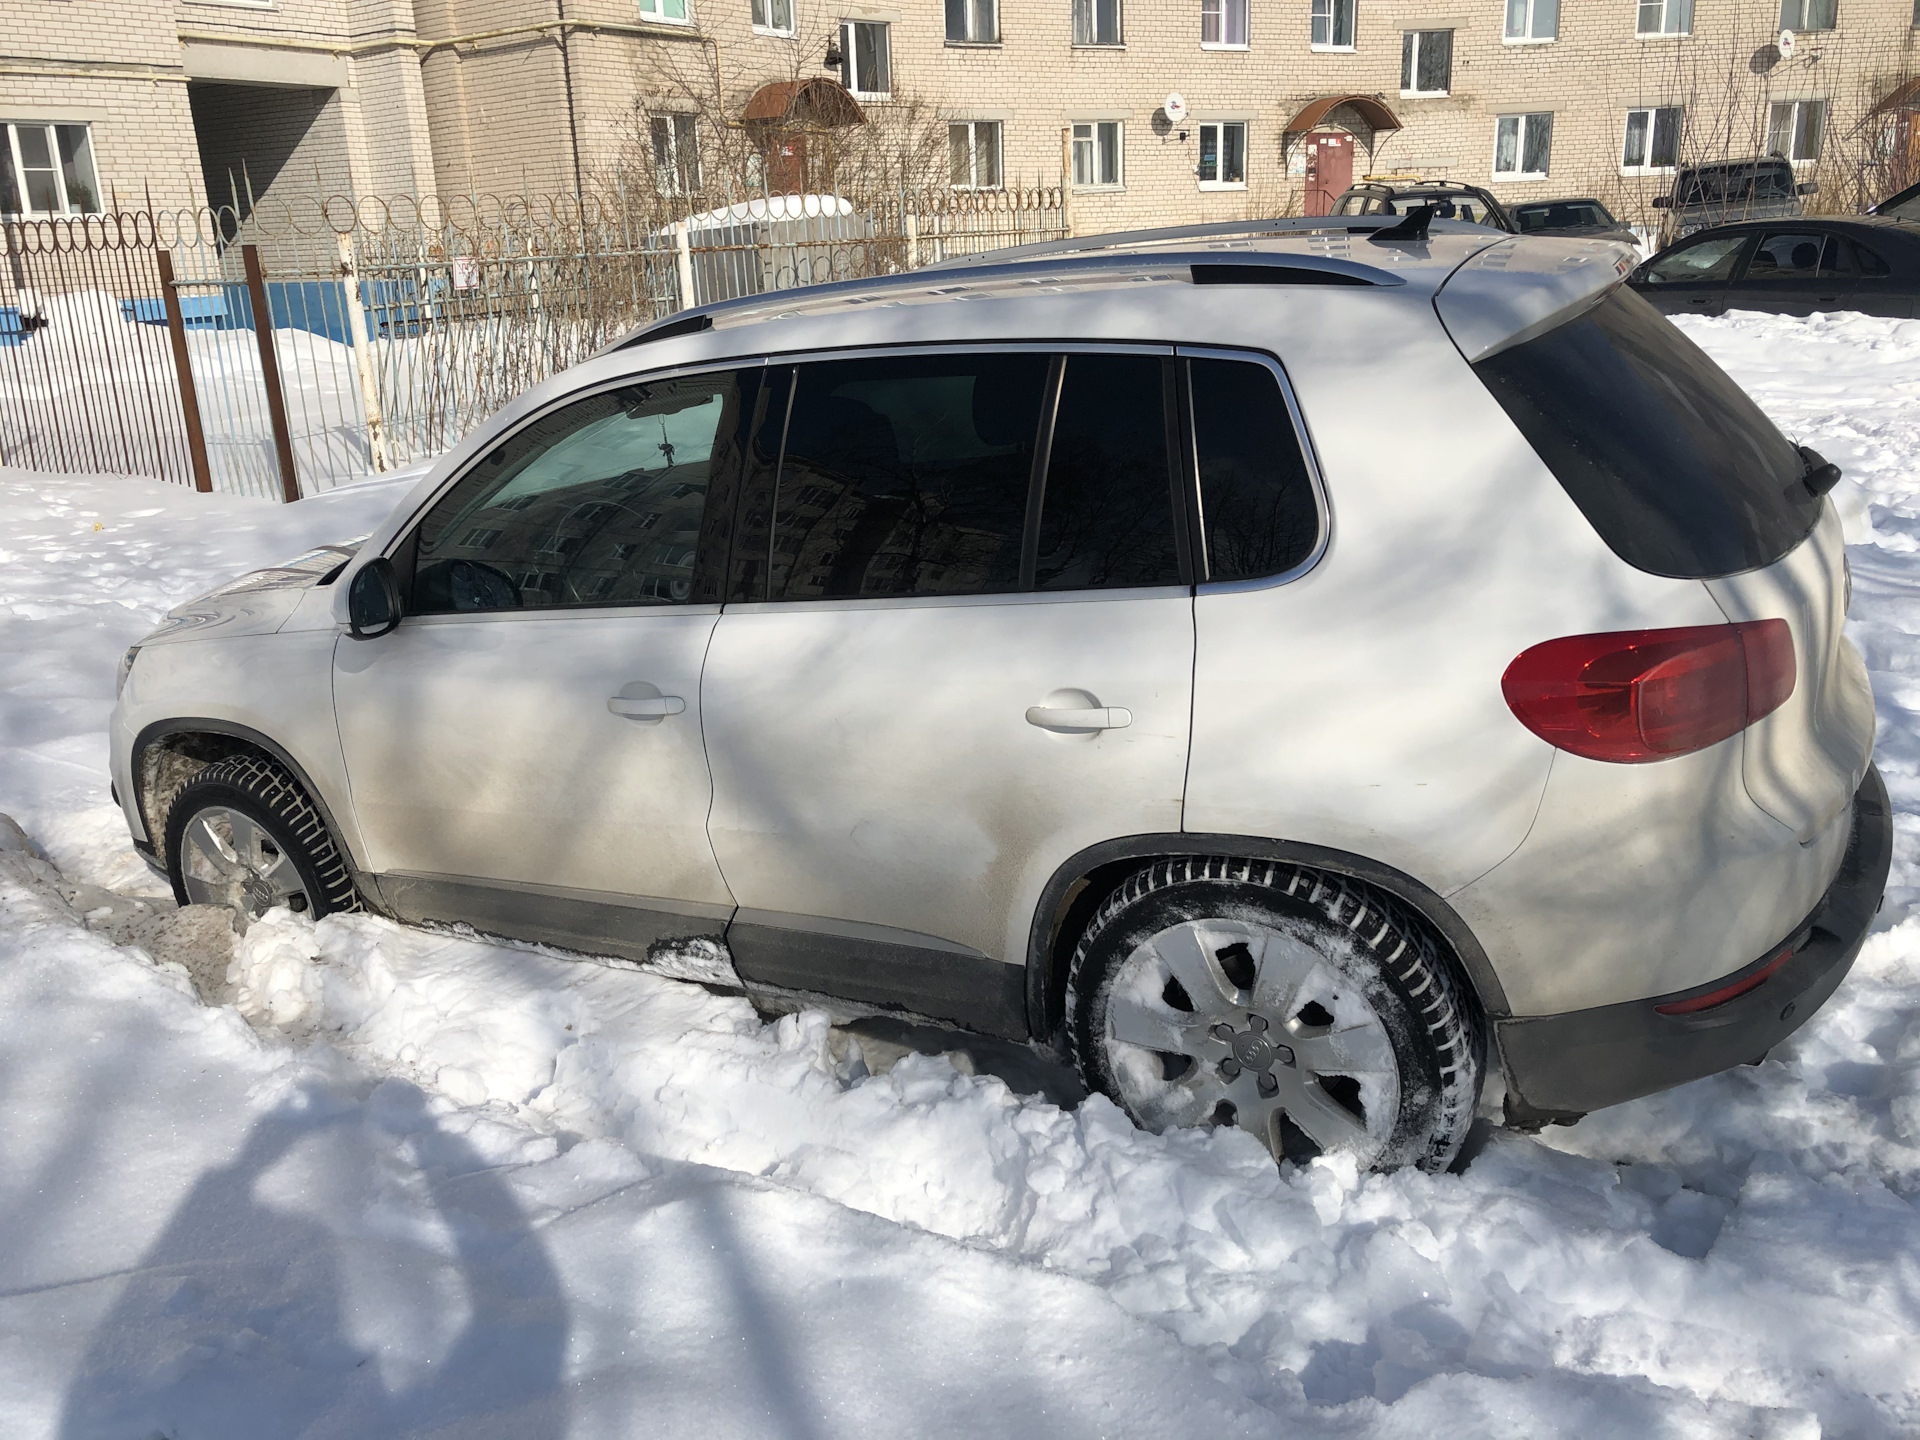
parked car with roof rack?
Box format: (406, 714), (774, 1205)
(1331, 179), (1510, 231)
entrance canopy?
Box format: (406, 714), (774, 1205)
(742, 78), (867, 130)
(1282, 95), (1403, 162)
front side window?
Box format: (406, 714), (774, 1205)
(1623, 105), (1683, 170)
(1401, 29), (1452, 94)
(638, 0), (690, 22)
(1504, 0), (1558, 41)
(946, 0), (998, 43)
(950, 120), (1003, 189)
(1071, 121), (1123, 187)
(842, 21), (892, 98)
(650, 115), (700, 194)
(1780, 0), (1837, 30)
(1197, 122), (1247, 187)
(1073, 0), (1123, 44)
(1311, 0), (1356, 49)
(1190, 359), (1319, 583)
(1201, 0), (1248, 46)
(1769, 100), (1825, 162)
(1493, 113), (1554, 179)
(412, 373), (744, 613)
(752, 0), (794, 34)
(1637, 0), (1692, 35)
(1639, 233), (1748, 284)
(1, 123), (101, 218)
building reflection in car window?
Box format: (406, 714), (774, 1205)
(770, 352), (1046, 599)
(411, 372), (741, 613)
(1642, 233), (1748, 284)
(1190, 358), (1319, 582)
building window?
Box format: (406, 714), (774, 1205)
(650, 114), (700, 193)
(1637, 0), (1691, 34)
(1201, 0), (1248, 46)
(949, 121), (1002, 188)
(841, 20), (892, 98)
(1071, 121), (1122, 187)
(752, 0), (793, 34)
(946, 0), (997, 43)
(638, 0), (691, 23)
(1197, 121), (1247, 187)
(1769, 99), (1825, 161)
(1, 123), (101, 218)
(1493, 112), (1553, 179)
(1311, 0), (1356, 49)
(1073, 0), (1122, 45)
(1504, 0), (1557, 42)
(1780, 0), (1836, 30)
(1622, 105), (1682, 170)
(1401, 29), (1452, 94)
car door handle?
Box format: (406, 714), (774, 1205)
(1025, 705), (1131, 731)
(608, 695), (686, 720)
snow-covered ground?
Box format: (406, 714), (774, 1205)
(4, 309), (1920, 1438)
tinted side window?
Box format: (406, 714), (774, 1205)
(1474, 287), (1816, 578)
(1644, 234), (1746, 285)
(1034, 354), (1183, 590)
(413, 372), (743, 613)
(770, 353), (1045, 600)
(1745, 232), (1823, 279)
(1190, 358), (1319, 582)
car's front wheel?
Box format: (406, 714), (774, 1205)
(1066, 858), (1482, 1172)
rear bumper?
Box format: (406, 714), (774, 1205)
(1498, 763), (1893, 1121)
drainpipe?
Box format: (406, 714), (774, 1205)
(556, 0), (585, 198)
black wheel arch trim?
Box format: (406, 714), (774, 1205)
(1025, 832), (1510, 1043)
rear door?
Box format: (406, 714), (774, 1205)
(1729, 229), (1853, 316)
(699, 347), (1196, 1035)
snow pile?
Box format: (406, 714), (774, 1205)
(5, 308), (1920, 1436)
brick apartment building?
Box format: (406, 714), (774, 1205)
(4, 0), (1919, 233)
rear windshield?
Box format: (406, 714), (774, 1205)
(1473, 287), (1818, 578)
(1676, 164), (1795, 206)
(1513, 200), (1612, 231)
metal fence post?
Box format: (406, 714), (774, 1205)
(1061, 129), (1076, 239)
(673, 221), (696, 311)
(154, 249), (214, 494)
(903, 210), (918, 270)
(241, 243), (301, 504)
(336, 231), (389, 473)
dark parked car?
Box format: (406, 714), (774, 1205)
(1652, 157), (1816, 245)
(1628, 216), (1920, 319)
(1509, 197), (1639, 246)
(1330, 179), (1511, 230)
(1870, 178), (1920, 222)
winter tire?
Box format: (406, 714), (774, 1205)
(163, 755), (359, 928)
(1066, 857), (1483, 1173)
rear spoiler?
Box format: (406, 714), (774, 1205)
(1433, 238), (1638, 365)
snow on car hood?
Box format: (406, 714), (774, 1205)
(139, 541), (364, 644)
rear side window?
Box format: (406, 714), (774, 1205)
(1474, 287), (1817, 578)
(1189, 358), (1319, 582)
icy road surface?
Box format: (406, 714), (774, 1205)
(3, 309), (1920, 1438)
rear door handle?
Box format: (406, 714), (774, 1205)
(1026, 705), (1131, 731)
(608, 695), (686, 720)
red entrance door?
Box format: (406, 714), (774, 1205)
(1303, 131), (1353, 215)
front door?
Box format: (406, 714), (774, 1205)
(333, 369), (754, 960)
(1304, 131), (1353, 216)
(700, 347), (1196, 1036)
(1636, 231), (1751, 317)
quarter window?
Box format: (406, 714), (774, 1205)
(638, 0), (690, 22)
(1780, 0), (1836, 30)
(411, 373), (743, 613)
(1637, 0), (1691, 35)
(841, 21), (892, 98)
(1072, 0), (1123, 44)
(1768, 100), (1825, 162)
(1623, 106), (1683, 170)
(1504, 0), (1557, 41)
(1311, 0), (1356, 49)
(946, 0), (998, 43)
(1, 123), (101, 218)
(1493, 113), (1554, 179)
(950, 121), (1003, 189)
(1401, 30), (1452, 95)
(1190, 359), (1319, 583)
(1197, 122), (1247, 187)
(1071, 121), (1123, 187)
(1201, 0), (1248, 46)
(752, 0), (793, 33)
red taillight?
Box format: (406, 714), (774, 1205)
(1502, 619), (1794, 763)
(1654, 945), (1795, 1015)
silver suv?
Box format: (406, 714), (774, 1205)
(112, 217), (1888, 1174)
(1654, 156), (1817, 244)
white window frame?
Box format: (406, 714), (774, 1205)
(1636, 0), (1691, 35)
(650, 113), (701, 194)
(1492, 111), (1553, 180)
(1070, 120), (1123, 188)
(1780, 0), (1837, 32)
(1, 121), (102, 219)
(1400, 29), (1452, 95)
(949, 120), (1003, 189)
(1768, 99), (1826, 163)
(1621, 105), (1683, 173)
(1072, 0), (1123, 46)
(1196, 120), (1248, 189)
(1503, 0), (1557, 43)
(841, 20), (892, 100)
(638, 0), (692, 25)
(1201, 0), (1248, 48)
(751, 0), (794, 36)
(945, 0), (998, 44)
(1310, 0), (1356, 50)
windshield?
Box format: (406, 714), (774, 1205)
(1676, 164), (1796, 206)
(1472, 287), (1819, 578)
(1513, 200), (1614, 231)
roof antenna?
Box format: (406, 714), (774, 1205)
(1368, 203), (1437, 245)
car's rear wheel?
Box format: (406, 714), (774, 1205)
(1066, 857), (1482, 1173)
(163, 755), (359, 929)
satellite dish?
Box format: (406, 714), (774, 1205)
(1163, 93), (1188, 125)
(1778, 28), (1796, 57)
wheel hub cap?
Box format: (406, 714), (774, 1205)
(178, 804), (311, 931)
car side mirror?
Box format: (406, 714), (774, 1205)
(347, 556), (402, 640)
(1796, 181), (1819, 196)
(1651, 195), (1672, 209)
